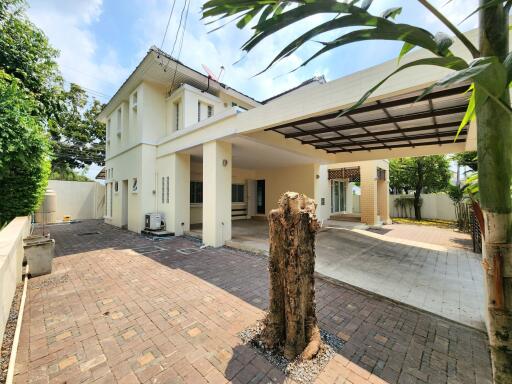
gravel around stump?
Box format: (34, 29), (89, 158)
(239, 321), (344, 384)
(0, 283), (23, 383)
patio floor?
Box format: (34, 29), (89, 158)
(14, 220), (491, 384)
(193, 220), (484, 330)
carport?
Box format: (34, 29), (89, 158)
(189, 218), (483, 330)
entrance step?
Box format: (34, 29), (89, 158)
(329, 213), (361, 222)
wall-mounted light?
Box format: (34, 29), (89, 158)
(316, 174), (320, 179)
(222, 159), (228, 167)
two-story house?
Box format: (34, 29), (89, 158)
(98, 43), (474, 246)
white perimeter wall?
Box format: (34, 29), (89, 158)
(0, 216), (30, 343)
(389, 193), (457, 221)
(46, 180), (106, 222)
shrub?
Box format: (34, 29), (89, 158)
(0, 71), (51, 225)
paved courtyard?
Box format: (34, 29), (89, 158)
(214, 220), (485, 330)
(14, 220), (491, 384)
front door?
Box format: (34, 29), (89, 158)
(330, 180), (345, 213)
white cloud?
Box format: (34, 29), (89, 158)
(130, 0), (333, 100)
(26, 0), (130, 102)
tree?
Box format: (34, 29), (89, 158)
(453, 151), (478, 172)
(0, 0), (105, 173)
(201, 1), (512, 381)
(51, 84), (105, 173)
(50, 166), (91, 182)
(264, 192), (320, 360)
(0, 71), (51, 226)
(390, 156), (450, 220)
(0, 0), (62, 121)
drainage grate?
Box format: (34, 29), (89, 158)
(76, 231), (101, 236)
(177, 247), (201, 255)
(131, 245), (167, 254)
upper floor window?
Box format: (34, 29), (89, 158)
(174, 101), (180, 130)
(116, 108), (122, 136)
(132, 92), (138, 110)
(197, 101), (201, 122)
(207, 105), (213, 118)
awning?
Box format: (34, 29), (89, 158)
(265, 84), (470, 153)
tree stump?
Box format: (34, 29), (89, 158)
(261, 192), (321, 360)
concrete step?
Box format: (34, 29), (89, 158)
(329, 213), (361, 222)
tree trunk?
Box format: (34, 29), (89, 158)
(479, 2), (512, 382)
(261, 192), (321, 361)
(413, 192), (422, 221)
(414, 159), (424, 220)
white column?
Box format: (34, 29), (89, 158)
(345, 181), (353, 213)
(202, 141), (232, 247)
(170, 153), (190, 235)
(314, 164), (330, 222)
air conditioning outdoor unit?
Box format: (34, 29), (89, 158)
(145, 213), (163, 230)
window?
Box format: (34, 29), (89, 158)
(197, 101), (201, 122)
(207, 105), (213, 118)
(161, 177), (165, 204)
(132, 178), (138, 192)
(132, 92), (138, 110)
(166, 176), (169, 203)
(190, 181), (203, 204)
(174, 101), (180, 130)
(107, 119), (111, 137)
(109, 183), (113, 216)
(232, 184), (245, 203)
(117, 108), (122, 136)
(114, 181), (119, 193)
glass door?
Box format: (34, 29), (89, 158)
(330, 180), (346, 213)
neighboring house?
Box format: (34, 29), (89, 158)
(98, 34), (476, 246)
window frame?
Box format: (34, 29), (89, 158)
(190, 181), (203, 204)
(231, 183), (245, 203)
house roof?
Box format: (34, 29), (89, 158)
(98, 46), (260, 120)
(262, 75), (327, 104)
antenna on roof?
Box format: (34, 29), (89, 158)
(201, 64), (218, 81)
(218, 66), (225, 83)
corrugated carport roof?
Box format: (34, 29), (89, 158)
(265, 84), (470, 153)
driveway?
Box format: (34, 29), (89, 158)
(14, 220), (491, 384)
(223, 220), (484, 330)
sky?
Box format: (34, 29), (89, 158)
(25, 0), (478, 178)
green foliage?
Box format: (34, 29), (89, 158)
(50, 166), (91, 182)
(447, 184), (465, 203)
(452, 151), (478, 171)
(201, 0), (511, 130)
(0, 0), (63, 120)
(390, 156), (451, 195)
(389, 156), (450, 220)
(51, 85), (105, 171)
(0, 0), (105, 174)
(0, 70), (51, 225)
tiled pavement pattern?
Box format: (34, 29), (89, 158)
(14, 220), (491, 384)
(224, 220), (484, 329)
(316, 228), (484, 330)
(365, 224), (473, 251)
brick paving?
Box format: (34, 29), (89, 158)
(14, 220), (492, 383)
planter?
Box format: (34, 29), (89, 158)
(23, 236), (54, 276)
